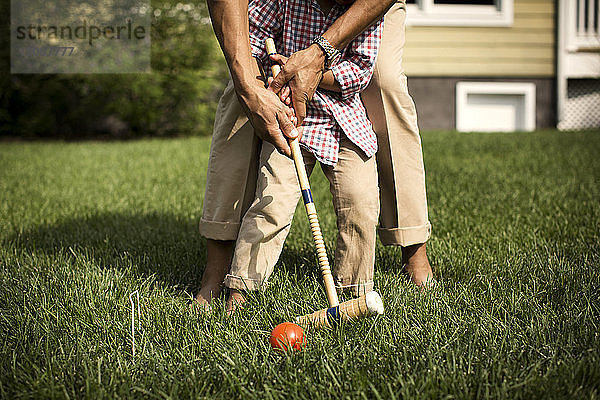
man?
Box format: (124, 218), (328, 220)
(195, 0), (433, 308)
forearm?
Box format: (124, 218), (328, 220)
(206, 0), (259, 93)
(321, 0), (394, 50)
(319, 70), (341, 93)
(207, 0), (298, 156)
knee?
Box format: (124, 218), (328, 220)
(338, 181), (379, 221)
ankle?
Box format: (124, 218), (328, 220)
(198, 239), (234, 297)
(401, 243), (427, 265)
(226, 288), (248, 315)
(401, 242), (433, 286)
(200, 276), (225, 290)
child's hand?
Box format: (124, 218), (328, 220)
(280, 102), (302, 138)
(267, 77), (292, 107)
(267, 86), (297, 127)
(269, 54), (293, 107)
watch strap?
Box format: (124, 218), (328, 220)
(312, 36), (341, 69)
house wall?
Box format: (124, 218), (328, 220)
(408, 77), (555, 131)
(403, 0), (556, 77)
(402, 0), (557, 131)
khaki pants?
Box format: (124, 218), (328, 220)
(199, 2), (430, 246)
(224, 137), (379, 295)
(362, 3), (431, 245)
(199, 82), (260, 241)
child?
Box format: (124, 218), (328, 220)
(223, 0), (382, 310)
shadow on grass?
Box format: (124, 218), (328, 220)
(7, 212), (206, 293)
(6, 211), (321, 295)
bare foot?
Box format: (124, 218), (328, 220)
(191, 284), (223, 312)
(226, 289), (247, 316)
(402, 242), (435, 288)
(191, 239), (234, 312)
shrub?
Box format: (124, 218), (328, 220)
(1, 0), (228, 139)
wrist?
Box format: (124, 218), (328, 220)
(307, 43), (327, 72)
(233, 76), (260, 98)
(235, 84), (267, 116)
(231, 67), (260, 91)
(311, 36), (341, 69)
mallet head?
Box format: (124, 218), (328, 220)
(296, 291), (384, 330)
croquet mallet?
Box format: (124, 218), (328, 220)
(265, 38), (384, 329)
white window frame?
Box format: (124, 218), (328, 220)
(406, 0), (514, 27)
(456, 82), (536, 132)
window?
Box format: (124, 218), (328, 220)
(456, 82), (536, 132)
(406, 0), (513, 27)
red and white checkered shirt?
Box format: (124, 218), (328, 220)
(249, 0), (382, 166)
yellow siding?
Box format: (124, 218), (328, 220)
(404, 0), (556, 77)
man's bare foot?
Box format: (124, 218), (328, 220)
(226, 289), (247, 316)
(191, 284), (223, 312)
(402, 242), (435, 288)
(191, 239), (234, 312)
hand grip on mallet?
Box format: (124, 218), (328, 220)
(266, 38), (339, 307)
(296, 291), (384, 330)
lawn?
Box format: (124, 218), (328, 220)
(1, 130), (599, 399)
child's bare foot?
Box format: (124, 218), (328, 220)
(226, 289), (247, 316)
(402, 243), (435, 288)
(190, 239), (234, 312)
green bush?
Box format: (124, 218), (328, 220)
(1, 0), (228, 139)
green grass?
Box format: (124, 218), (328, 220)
(1, 130), (599, 399)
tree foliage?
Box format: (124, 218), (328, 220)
(1, 0), (228, 139)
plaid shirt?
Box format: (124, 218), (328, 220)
(249, 0), (382, 166)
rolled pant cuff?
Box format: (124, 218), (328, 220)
(335, 281), (375, 297)
(198, 218), (241, 241)
(223, 274), (266, 292)
(378, 222), (432, 246)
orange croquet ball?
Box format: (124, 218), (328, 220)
(269, 322), (306, 352)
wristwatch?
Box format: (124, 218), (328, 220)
(312, 36), (341, 69)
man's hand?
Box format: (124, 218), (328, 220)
(266, 0), (394, 126)
(268, 44), (325, 126)
(236, 82), (299, 158)
(206, 0), (298, 157)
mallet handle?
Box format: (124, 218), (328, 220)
(266, 38), (339, 307)
(296, 291), (384, 329)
